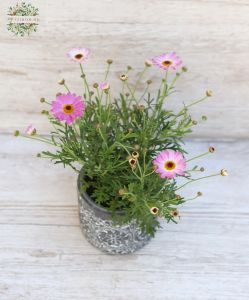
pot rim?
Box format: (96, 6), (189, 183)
(77, 169), (124, 215)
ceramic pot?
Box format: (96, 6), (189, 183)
(77, 172), (151, 254)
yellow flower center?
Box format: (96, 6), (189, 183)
(75, 53), (83, 60)
(162, 60), (173, 67)
(164, 160), (176, 170)
(63, 104), (75, 114)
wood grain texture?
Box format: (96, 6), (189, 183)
(0, 0), (249, 137)
(0, 0), (248, 298)
(0, 135), (248, 300)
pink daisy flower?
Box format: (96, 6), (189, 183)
(99, 81), (110, 91)
(25, 124), (36, 135)
(153, 149), (186, 179)
(151, 52), (182, 71)
(51, 92), (85, 124)
(67, 48), (90, 63)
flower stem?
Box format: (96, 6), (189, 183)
(98, 128), (108, 147)
(176, 173), (220, 191)
(63, 83), (70, 92)
(185, 169), (204, 172)
(186, 151), (210, 162)
(138, 85), (149, 102)
(100, 64), (111, 100)
(186, 95), (208, 109)
(168, 71), (182, 90)
(104, 64), (111, 80)
(21, 134), (54, 145)
(156, 71), (169, 108)
(162, 70), (168, 95)
(125, 82), (135, 97)
(184, 194), (200, 201)
(113, 141), (132, 155)
(132, 66), (147, 97)
(113, 160), (128, 169)
(132, 169), (142, 182)
(43, 100), (51, 105)
(136, 160), (143, 180)
(155, 180), (170, 197)
(144, 169), (156, 177)
(72, 123), (80, 138)
(80, 64), (90, 99)
(63, 145), (85, 165)
(96, 87), (101, 100)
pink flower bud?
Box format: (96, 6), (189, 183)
(25, 124), (36, 136)
(100, 81), (110, 91)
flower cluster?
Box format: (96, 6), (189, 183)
(15, 48), (228, 235)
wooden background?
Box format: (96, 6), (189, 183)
(0, 0), (249, 299)
(0, 0), (249, 138)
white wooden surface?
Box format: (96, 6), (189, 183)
(1, 0), (248, 298)
(1, 0), (249, 138)
(0, 135), (248, 300)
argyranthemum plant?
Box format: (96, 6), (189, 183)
(15, 49), (228, 236)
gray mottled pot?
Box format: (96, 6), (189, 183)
(77, 174), (151, 254)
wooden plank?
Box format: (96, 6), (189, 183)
(0, 0), (249, 137)
(0, 220), (248, 300)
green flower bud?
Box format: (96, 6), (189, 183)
(145, 59), (152, 67)
(118, 188), (127, 196)
(182, 66), (188, 72)
(41, 110), (49, 115)
(14, 130), (20, 137)
(58, 79), (65, 85)
(206, 90), (213, 97)
(220, 169), (228, 176)
(107, 59), (113, 64)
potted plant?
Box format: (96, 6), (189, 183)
(15, 48), (228, 254)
